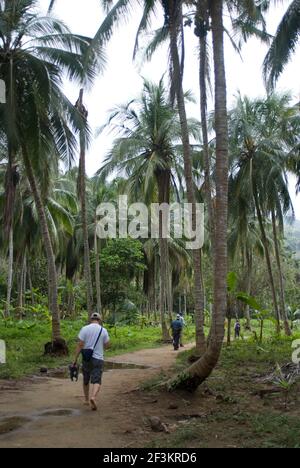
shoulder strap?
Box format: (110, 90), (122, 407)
(93, 327), (103, 350)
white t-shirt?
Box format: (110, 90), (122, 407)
(78, 323), (110, 360)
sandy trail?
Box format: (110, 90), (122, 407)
(0, 344), (193, 448)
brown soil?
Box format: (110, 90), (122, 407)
(0, 344), (193, 448)
(1, 344), (299, 448)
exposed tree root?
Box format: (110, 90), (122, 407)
(167, 371), (204, 393)
(44, 338), (69, 356)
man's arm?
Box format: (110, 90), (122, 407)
(74, 340), (84, 365)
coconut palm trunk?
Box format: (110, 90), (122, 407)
(168, 0), (228, 391)
(168, 0), (206, 354)
(16, 253), (26, 319)
(197, 0), (215, 245)
(271, 209), (291, 335)
(5, 226), (14, 318)
(76, 89), (94, 318)
(156, 170), (172, 340)
(147, 258), (156, 316)
(22, 147), (67, 351)
(27, 260), (35, 306)
(94, 226), (102, 317)
(253, 185), (281, 333)
(244, 249), (252, 329)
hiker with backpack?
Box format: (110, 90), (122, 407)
(171, 314), (183, 351)
(73, 313), (110, 411)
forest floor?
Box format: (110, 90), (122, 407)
(0, 340), (300, 448)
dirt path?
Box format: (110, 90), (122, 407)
(0, 344), (193, 448)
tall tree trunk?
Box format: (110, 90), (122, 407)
(66, 280), (75, 318)
(76, 90), (93, 317)
(17, 253), (26, 319)
(227, 317), (231, 346)
(27, 260), (35, 306)
(154, 253), (159, 322)
(148, 259), (156, 316)
(23, 252), (27, 300)
(168, 1), (206, 354)
(157, 170), (171, 340)
(244, 249), (252, 330)
(94, 227), (102, 317)
(253, 186), (281, 333)
(5, 226), (14, 317)
(22, 148), (67, 352)
(169, 0), (228, 391)
(166, 250), (173, 321)
(271, 210), (291, 336)
(197, 0), (215, 246)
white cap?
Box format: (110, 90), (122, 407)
(90, 313), (101, 321)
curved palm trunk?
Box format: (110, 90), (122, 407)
(271, 210), (291, 336)
(169, 0), (228, 391)
(253, 186), (281, 334)
(5, 226), (14, 318)
(168, 1), (206, 354)
(76, 90), (94, 318)
(22, 148), (65, 349)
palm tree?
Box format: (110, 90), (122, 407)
(75, 89), (94, 318)
(227, 180), (265, 329)
(0, 165), (78, 317)
(264, 0), (300, 89)
(194, 0), (216, 249)
(193, 0), (270, 249)
(98, 78), (199, 340)
(142, 0), (269, 354)
(95, 0), (230, 367)
(90, 180), (119, 317)
(0, 0), (104, 351)
(166, 0), (206, 354)
(228, 93), (300, 335)
(168, 0), (229, 390)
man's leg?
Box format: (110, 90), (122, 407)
(89, 359), (103, 411)
(83, 383), (90, 404)
(82, 362), (91, 405)
(172, 333), (176, 350)
(174, 331), (180, 350)
(90, 384), (101, 410)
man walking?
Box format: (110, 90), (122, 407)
(74, 313), (110, 411)
(234, 319), (241, 339)
(171, 314), (183, 351)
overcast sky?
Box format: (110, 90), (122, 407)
(39, 0), (300, 218)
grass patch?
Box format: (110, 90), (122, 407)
(0, 318), (195, 379)
(146, 327), (300, 449)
